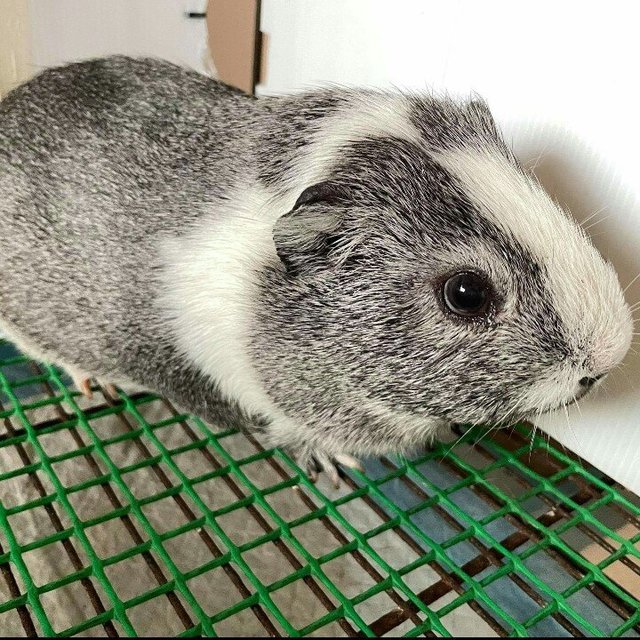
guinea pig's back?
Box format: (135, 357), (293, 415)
(0, 56), (256, 375)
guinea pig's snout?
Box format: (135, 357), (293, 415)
(576, 373), (606, 397)
(579, 373), (605, 388)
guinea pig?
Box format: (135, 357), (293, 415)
(0, 56), (632, 484)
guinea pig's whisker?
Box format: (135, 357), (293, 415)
(530, 406), (553, 461)
(579, 206), (609, 228)
(528, 424), (540, 458)
(499, 396), (527, 427)
(561, 403), (581, 453)
(572, 396), (583, 417)
(472, 425), (498, 448)
(441, 428), (471, 460)
(528, 407), (546, 457)
(623, 271), (640, 294)
(527, 147), (550, 173)
(583, 213), (613, 232)
(545, 431), (553, 460)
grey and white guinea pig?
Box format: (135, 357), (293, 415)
(0, 57), (632, 483)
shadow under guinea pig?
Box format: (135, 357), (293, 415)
(518, 133), (640, 406)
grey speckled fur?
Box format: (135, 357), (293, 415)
(0, 57), (632, 475)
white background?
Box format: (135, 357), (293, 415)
(260, 0), (640, 493)
(26, 0), (210, 75)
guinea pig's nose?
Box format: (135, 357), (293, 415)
(579, 373), (605, 389)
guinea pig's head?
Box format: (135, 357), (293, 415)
(263, 96), (632, 428)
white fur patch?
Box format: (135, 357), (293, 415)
(279, 93), (423, 191)
(157, 184), (293, 425)
(435, 147), (632, 406)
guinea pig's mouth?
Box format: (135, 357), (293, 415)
(487, 400), (574, 426)
(530, 396), (581, 418)
(454, 394), (584, 428)
(480, 410), (532, 428)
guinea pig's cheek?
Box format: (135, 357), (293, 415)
(518, 365), (585, 416)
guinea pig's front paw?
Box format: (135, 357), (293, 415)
(292, 447), (364, 489)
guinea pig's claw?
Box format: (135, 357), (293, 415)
(101, 383), (119, 401)
(327, 465), (341, 491)
(294, 448), (363, 489)
(73, 376), (93, 399)
(71, 374), (119, 402)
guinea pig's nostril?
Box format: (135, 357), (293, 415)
(579, 374), (605, 388)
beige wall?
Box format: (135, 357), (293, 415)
(0, 0), (33, 98)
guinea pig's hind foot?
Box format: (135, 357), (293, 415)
(293, 448), (364, 489)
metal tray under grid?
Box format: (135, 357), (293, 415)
(0, 339), (638, 637)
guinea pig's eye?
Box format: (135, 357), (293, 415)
(442, 272), (493, 318)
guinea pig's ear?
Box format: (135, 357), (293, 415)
(273, 182), (348, 275)
(465, 96), (498, 136)
(290, 182), (346, 211)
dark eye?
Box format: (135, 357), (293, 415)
(442, 272), (492, 318)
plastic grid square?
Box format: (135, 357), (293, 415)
(0, 339), (638, 637)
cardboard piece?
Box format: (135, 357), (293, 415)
(0, 0), (32, 98)
(207, 0), (260, 94)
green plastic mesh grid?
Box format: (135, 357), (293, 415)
(0, 337), (638, 637)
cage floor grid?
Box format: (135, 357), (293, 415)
(0, 340), (638, 637)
